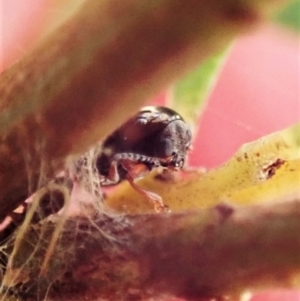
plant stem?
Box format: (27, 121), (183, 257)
(3, 201), (300, 300)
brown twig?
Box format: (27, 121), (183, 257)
(2, 200), (300, 300)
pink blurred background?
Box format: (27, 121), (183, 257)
(191, 25), (299, 168)
(1, 1), (299, 300)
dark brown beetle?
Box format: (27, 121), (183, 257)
(96, 106), (192, 212)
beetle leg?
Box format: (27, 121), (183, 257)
(101, 160), (120, 185)
(120, 158), (170, 213)
(126, 175), (169, 212)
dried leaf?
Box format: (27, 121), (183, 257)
(106, 124), (300, 213)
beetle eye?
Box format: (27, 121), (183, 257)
(155, 137), (174, 158)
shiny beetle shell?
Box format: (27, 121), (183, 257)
(96, 106), (192, 185)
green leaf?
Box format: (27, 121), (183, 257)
(169, 47), (231, 124)
(273, 0), (300, 32)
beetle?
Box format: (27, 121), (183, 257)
(0, 106), (191, 233)
(96, 106), (192, 212)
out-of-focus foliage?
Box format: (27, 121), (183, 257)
(170, 48), (230, 125)
(274, 0), (300, 32)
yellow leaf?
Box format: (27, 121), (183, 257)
(105, 124), (300, 214)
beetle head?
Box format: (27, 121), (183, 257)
(155, 119), (192, 170)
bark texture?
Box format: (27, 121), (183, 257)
(2, 201), (300, 300)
